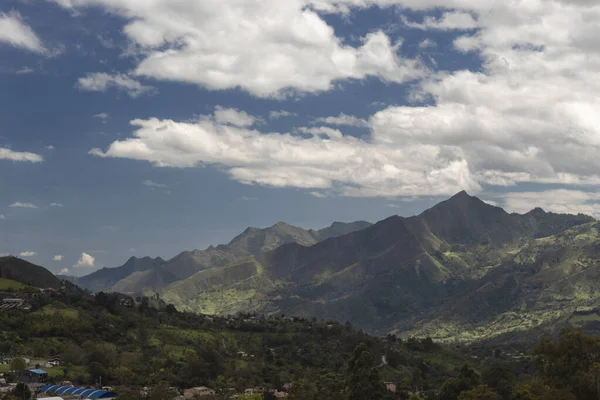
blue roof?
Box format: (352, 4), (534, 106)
(27, 368), (48, 375)
(39, 384), (116, 399)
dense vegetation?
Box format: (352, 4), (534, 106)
(2, 282), (600, 400)
(0, 286), (463, 398)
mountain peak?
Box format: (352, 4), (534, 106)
(272, 221), (292, 228)
(448, 190), (476, 203)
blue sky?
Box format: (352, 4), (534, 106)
(1, 0), (600, 275)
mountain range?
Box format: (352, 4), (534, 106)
(69, 220), (372, 294)
(60, 191), (600, 343)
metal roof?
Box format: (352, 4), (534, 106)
(27, 368), (48, 375)
(39, 384), (116, 399)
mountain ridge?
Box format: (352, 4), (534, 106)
(160, 191), (597, 343)
(75, 220), (372, 293)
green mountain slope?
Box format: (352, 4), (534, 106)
(77, 220), (371, 294)
(0, 287), (465, 393)
(0, 256), (62, 289)
(162, 192), (595, 342)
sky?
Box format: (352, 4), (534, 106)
(1, 0), (600, 276)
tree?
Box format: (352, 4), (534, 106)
(12, 382), (31, 400)
(288, 379), (317, 400)
(149, 381), (178, 400)
(458, 385), (501, 400)
(512, 380), (575, 400)
(481, 363), (514, 400)
(440, 365), (481, 400)
(346, 343), (385, 400)
(10, 357), (26, 372)
(114, 386), (144, 400)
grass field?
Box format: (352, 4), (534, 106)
(0, 278), (26, 290)
(34, 304), (79, 319)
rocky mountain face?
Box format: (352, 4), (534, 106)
(74, 220), (372, 294)
(160, 191), (597, 343)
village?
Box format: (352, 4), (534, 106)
(0, 353), (404, 399)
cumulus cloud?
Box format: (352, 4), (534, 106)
(19, 251), (36, 257)
(0, 12), (45, 53)
(313, 113), (369, 128)
(76, 73), (155, 97)
(269, 111), (297, 120)
(0, 148), (43, 163)
(64, 0), (600, 197)
(89, 108), (479, 197)
(74, 252), (95, 268)
(53, 254), (64, 261)
(16, 66), (35, 74)
(93, 112), (110, 120)
(59, 268), (70, 275)
(9, 202), (37, 209)
(402, 11), (479, 31)
(297, 126), (344, 140)
(419, 39), (437, 49)
(53, 0), (427, 98)
(214, 106), (257, 128)
(143, 180), (167, 188)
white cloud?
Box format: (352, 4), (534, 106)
(74, 252), (95, 268)
(418, 39), (437, 49)
(64, 0), (600, 197)
(93, 112), (110, 120)
(309, 192), (329, 198)
(313, 113), (369, 128)
(59, 268), (70, 275)
(50, 203), (63, 207)
(76, 73), (155, 98)
(0, 214), (5, 220)
(53, 254), (64, 261)
(89, 108), (480, 197)
(269, 111), (297, 120)
(0, 12), (45, 53)
(46, 145), (55, 150)
(0, 253), (10, 257)
(0, 148), (43, 163)
(16, 66), (35, 74)
(53, 0), (427, 98)
(298, 126), (344, 140)
(9, 202), (37, 209)
(214, 106), (257, 128)
(402, 11), (479, 31)
(143, 180), (167, 188)
(239, 196), (258, 201)
(19, 251), (36, 257)
(502, 190), (600, 218)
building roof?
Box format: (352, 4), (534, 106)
(39, 384), (116, 399)
(27, 368), (48, 375)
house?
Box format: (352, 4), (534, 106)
(269, 389), (289, 398)
(384, 382), (397, 393)
(245, 388), (265, 395)
(46, 356), (64, 367)
(23, 368), (48, 383)
(184, 386), (216, 398)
